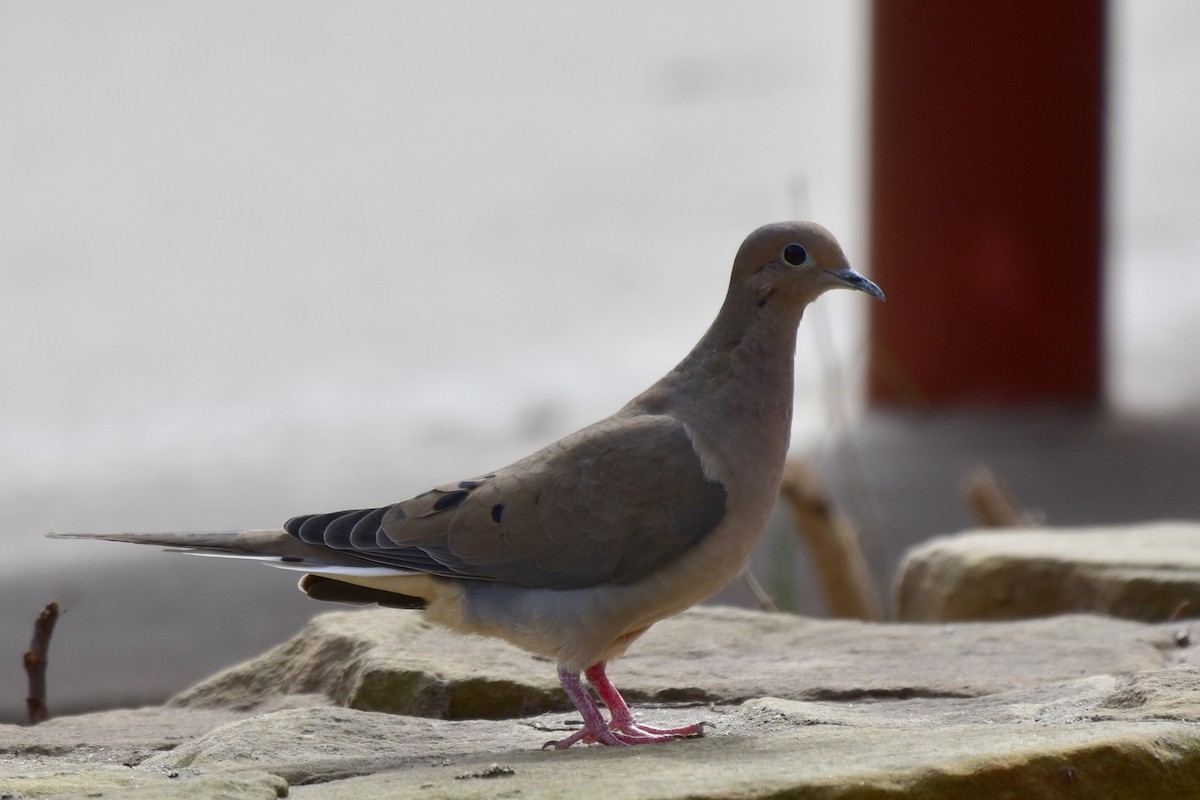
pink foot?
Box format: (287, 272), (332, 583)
(543, 663), (708, 749)
(587, 663), (707, 739)
(615, 720), (708, 738)
(543, 725), (683, 750)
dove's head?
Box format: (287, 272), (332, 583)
(731, 221), (884, 309)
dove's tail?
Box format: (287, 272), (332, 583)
(46, 529), (433, 609)
(47, 529), (375, 570)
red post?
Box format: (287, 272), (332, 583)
(867, 1), (1106, 407)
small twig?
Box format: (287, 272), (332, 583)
(24, 602), (61, 725)
(779, 460), (883, 621)
(960, 466), (1038, 528)
(739, 567), (779, 612)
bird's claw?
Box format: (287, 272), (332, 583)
(543, 719), (707, 749)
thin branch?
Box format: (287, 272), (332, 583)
(24, 602), (61, 725)
(779, 460), (884, 621)
(739, 566), (779, 613)
(960, 466), (1039, 528)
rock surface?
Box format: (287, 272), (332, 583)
(172, 606), (1176, 714)
(897, 521), (1200, 622)
(0, 766), (286, 800)
(3, 606), (1200, 799)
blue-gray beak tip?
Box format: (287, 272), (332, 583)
(833, 268), (885, 302)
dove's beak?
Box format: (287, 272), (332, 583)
(833, 267), (885, 301)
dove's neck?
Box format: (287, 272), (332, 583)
(633, 299), (805, 481)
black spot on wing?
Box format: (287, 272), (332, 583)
(432, 489), (470, 511)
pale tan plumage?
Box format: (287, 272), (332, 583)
(51, 220), (883, 747)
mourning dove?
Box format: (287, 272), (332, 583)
(51, 220), (883, 748)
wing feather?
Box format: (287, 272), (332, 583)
(283, 414), (727, 589)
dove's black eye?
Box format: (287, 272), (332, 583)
(782, 244), (808, 266)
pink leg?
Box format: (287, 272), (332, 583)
(543, 663), (708, 749)
(585, 663), (707, 739)
(544, 665), (625, 749)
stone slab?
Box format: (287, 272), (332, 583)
(170, 606), (1179, 717)
(4, 609), (1199, 799)
(897, 522), (1200, 622)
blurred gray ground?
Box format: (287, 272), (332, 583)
(3, 1), (1200, 723)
